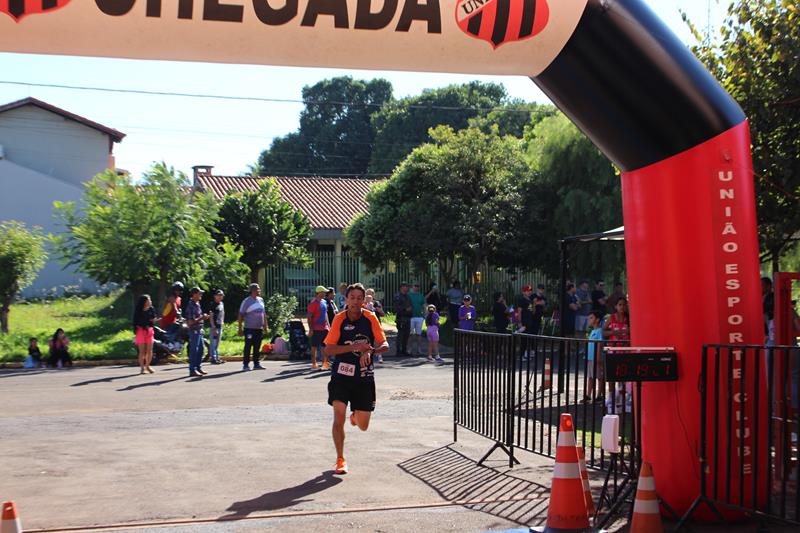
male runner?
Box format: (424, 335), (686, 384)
(323, 283), (389, 475)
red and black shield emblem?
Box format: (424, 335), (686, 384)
(456, 0), (550, 49)
(0, 0), (70, 23)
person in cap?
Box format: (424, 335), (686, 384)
(161, 281), (184, 334)
(323, 283), (389, 474)
(515, 285), (535, 333)
(208, 289), (225, 365)
(185, 287), (210, 377)
(408, 282), (426, 356)
(308, 285), (331, 370)
(532, 284), (547, 335)
(325, 287), (338, 325)
(393, 282), (413, 356)
(458, 295), (477, 331)
(237, 283), (269, 371)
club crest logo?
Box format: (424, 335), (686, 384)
(456, 0), (550, 49)
(1, 0), (70, 23)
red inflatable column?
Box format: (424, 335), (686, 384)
(621, 121), (763, 512)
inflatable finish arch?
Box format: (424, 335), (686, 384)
(0, 0), (763, 513)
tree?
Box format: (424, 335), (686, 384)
(368, 82), (508, 174)
(468, 101), (556, 138)
(513, 113), (624, 279)
(215, 179), (313, 283)
(255, 77), (393, 176)
(347, 126), (530, 288)
(685, 0), (800, 271)
(0, 221), (47, 333)
(53, 163), (248, 305)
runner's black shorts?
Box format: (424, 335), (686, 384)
(328, 378), (376, 412)
(311, 330), (327, 348)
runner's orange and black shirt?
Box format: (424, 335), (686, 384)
(324, 310), (386, 382)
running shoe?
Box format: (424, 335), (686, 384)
(311, 362), (319, 369)
(253, 364), (265, 370)
(321, 362), (331, 370)
(242, 364), (250, 371)
(435, 356), (444, 364)
(335, 457), (348, 474)
(427, 356), (434, 362)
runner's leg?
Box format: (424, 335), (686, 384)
(332, 400), (347, 458)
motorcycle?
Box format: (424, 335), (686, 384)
(151, 322), (190, 364)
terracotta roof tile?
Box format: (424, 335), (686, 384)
(195, 175), (380, 230)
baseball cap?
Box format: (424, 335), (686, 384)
(189, 287), (204, 295)
(522, 284), (533, 292)
(212, 289), (224, 296)
(315, 285), (327, 294)
(463, 294), (472, 301)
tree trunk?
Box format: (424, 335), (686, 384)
(0, 300), (10, 334)
(158, 267), (169, 311)
(129, 281), (150, 307)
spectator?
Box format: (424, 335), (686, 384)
(208, 289), (225, 365)
(425, 304), (443, 363)
(762, 276), (774, 344)
(161, 281), (184, 334)
(325, 287), (339, 324)
(591, 280), (607, 314)
(604, 297), (631, 413)
(492, 292), (510, 333)
(185, 287), (209, 377)
(364, 289), (384, 362)
(584, 310), (604, 402)
(133, 294), (158, 374)
(532, 284), (547, 335)
(606, 283), (625, 315)
(393, 282), (413, 356)
(237, 283), (269, 372)
(48, 328), (72, 368)
(308, 286), (331, 370)
(336, 282), (348, 312)
(27, 338), (43, 368)
(446, 281), (464, 322)
(575, 280), (592, 335)
(425, 282), (440, 308)
(458, 295), (477, 331)
(409, 283), (426, 356)
(515, 285), (534, 333)
(563, 283), (578, 337)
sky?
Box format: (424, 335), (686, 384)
(0, 0), (726, 180)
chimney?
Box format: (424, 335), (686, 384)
(193, 165), (214, 181)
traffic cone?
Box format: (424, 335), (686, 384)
(1, 501), (22, 533)
(540, 356), (552, 390)
(542, 414), (591, 532)
(577, 446), (595, 515)
(630, 462), (663, 533)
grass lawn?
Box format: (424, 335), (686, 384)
(0, 291), (280, 363)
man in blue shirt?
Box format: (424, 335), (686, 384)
(185, 287), (209, 377)
(238, 283), (269, 371)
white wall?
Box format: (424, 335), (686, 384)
(0, 105), (111, 187)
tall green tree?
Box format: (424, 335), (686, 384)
(515, 113), (624, 279)
(255, 77), (393, 176)
(368, 82), (508, 174)
(216, 179), (313, 283)
(53, 163), (248, 305)
(347, 126), (530, 287)
(468, 101), (555, 138)
(685, 0), (800, 271)
(0, 221), (47, 333)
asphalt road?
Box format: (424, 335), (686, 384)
(1, 357), (552, 532)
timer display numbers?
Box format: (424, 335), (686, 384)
(603, 348), (678, 382)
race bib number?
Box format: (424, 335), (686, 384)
(337, 362), (356, 377)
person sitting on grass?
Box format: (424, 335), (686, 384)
(48, 328), (72, 368)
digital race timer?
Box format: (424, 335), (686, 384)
(603, 347), (678, 382)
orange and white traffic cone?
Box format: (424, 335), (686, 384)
(540, 356), (552, 390)
(630, 462), (663, 533)
(540, 414), (591, 532)
(1, 501), (22, 533)
(577, 446), (595, 516)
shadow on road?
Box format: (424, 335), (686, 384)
(217, 471), (343, 520)
(398, 445), (548, 528)
(71, 372), (141, 387)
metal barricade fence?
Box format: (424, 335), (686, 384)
(687, 344), (800, 526)
(454, 329), (634, 474)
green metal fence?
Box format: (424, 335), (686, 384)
(260, 251), (552, 314)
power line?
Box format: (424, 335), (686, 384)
(0, 80), (545, 114)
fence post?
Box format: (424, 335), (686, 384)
(454, 329), (459, 443)
(507, 333), (516, 468)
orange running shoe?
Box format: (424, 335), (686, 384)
(311, 362), (319, 369)
(335, 457), (348, 474)
(322, 361), (331, 370)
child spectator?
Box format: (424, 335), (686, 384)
(458, 295), (477, 331)
(48, 328), (72, 368)
(584, 310), (604, 402)
(425, 305), (443, 363)
(27, 338), (43, 368)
